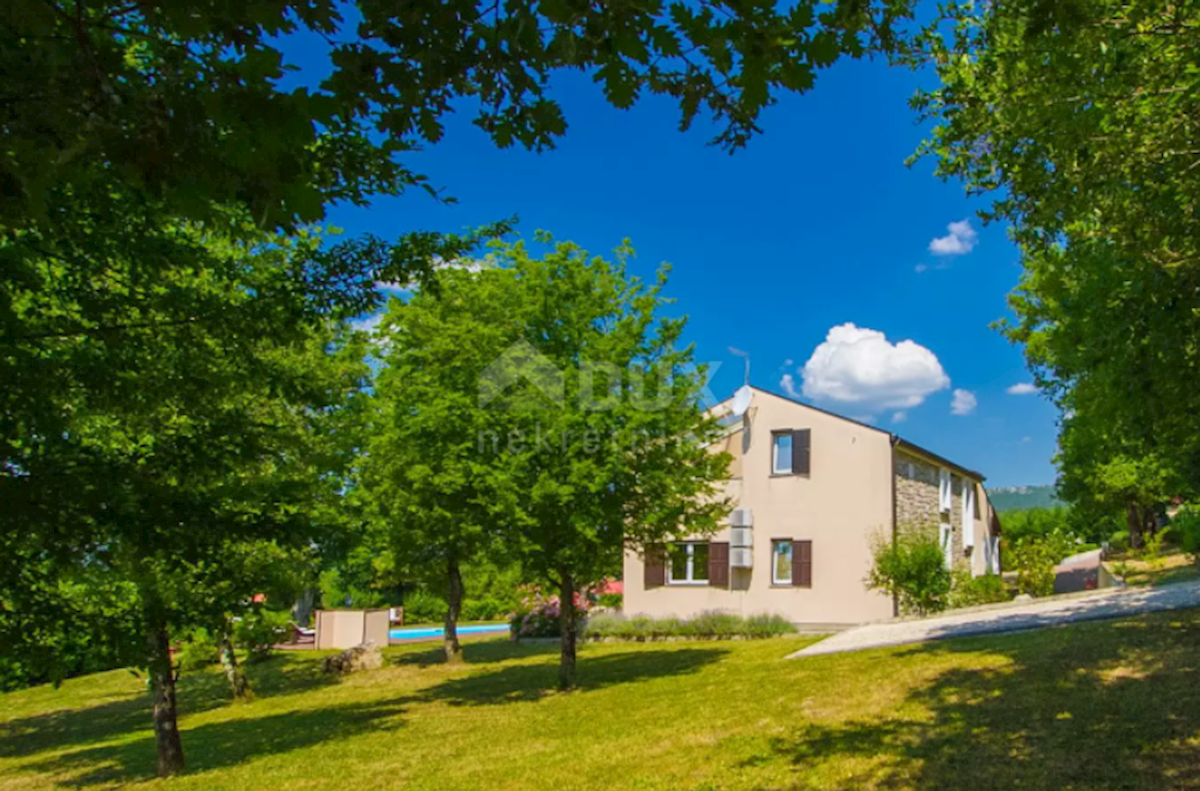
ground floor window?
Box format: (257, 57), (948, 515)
(668, 542), (710, 584)
(772, 540), (793, 585)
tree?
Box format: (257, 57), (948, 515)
(0, 228), (408, 775)
(911, 0), (1200, 518)
(363, 265), (529, 663)
(5, 0), (916, 235)
(478, 237), (733, 689)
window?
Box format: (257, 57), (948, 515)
(667, 542), (710, 584)
(772, 432), (792, 474)
(772, 540), (793, 585)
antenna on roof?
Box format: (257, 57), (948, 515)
(728, 346), (750, 386)
(727, 347), (753, 418)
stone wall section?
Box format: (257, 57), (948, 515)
(894, 450), (970, 568)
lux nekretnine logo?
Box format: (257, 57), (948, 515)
(477, 339), (565, 408)
(476, 340), (724, 457)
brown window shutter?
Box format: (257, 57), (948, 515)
(644, 544), (666, 588)
(791, 429), (811, 476)
(792, 540), (812, 588)
(708, 542), (729, 588)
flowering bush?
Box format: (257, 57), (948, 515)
(508, 585), (590, 639)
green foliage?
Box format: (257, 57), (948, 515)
(866, 531), (951, 616)
(1174, 505), (1200, 560)
(318, 566), (393, 611)
(1138, 529), (1171, 569)
(914, 1), (1200, 542)
(403, 591), (450, 625)
(584, 612), (796, 640)
(461, 599), (510, 622)
(176, 628), (219, 673)
(4, 0), (917, 239)
(232, 609), (292, 663)
(368, 237), (733, 687)
(948, 571), (1011, 609)
(1008, 533), (1073, 598)
(597, 593), (624, 611)
(1001, 507), (1071, 546)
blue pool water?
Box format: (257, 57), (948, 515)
(389, 623), (508, 640)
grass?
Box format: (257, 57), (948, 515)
(5, 610), (1200, 790)
(1106, 548), (1200, 588)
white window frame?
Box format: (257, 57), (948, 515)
(938, 468), (952, 512)
(772, 432), (792, 475)
(962, 483), (976, 550)
(667, 542), (710, 585)
(771, 540), (793, 585)
(939, 521), (953, 570)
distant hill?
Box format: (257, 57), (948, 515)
(987, 484), (1063, 512)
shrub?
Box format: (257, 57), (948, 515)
(597, 592), (623, 610)
(461, 597), (507, 622)
(233, 608), (291, 662)
(866, 531), (951, 616)
(508, 586), (588, 639)
(583, 611), (796, 640)
(1108, 529), (1131, 554)
(1174, 504), (1200, 561)
(1008, 531), (1073, 597)
(948, 570), (1010, 609)
(1138, 527), (1173, 568)
(176, 627), (219, 671)
(509, 599), (575, 638)
(402, 590), (448, 624)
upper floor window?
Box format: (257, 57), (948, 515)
(772, 429), (811, 476)
(772, 432), (793, 474)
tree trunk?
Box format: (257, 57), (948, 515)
(558, 570), (577, 691)
(146, 618), (186, 776)
(1127, 502), (1144, 549)
(443, 557), (464, 664)
(217, 619), (251, 700)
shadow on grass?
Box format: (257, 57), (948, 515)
(419, 647), (728, 705)
(0, 652), (336, 761)
(9, 642), (725, 785)
(24, 695), (409, 786)
(756, 612), (1200, 790)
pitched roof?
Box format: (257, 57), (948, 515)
(715, 386), (985, 482)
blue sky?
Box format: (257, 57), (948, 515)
(281, 39), (1061, 489)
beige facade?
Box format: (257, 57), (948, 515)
(622, 387), (1001, 628)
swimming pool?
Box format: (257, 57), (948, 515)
(388, 623), (509, 640)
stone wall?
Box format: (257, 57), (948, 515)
(894, 450), (969, 566)
(895, 452), (939, 536)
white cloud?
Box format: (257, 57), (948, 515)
(780, 373), (801, 398)
(797, 323), (950, 414)
(1020, 436), (1032, 443)
(891, 411), (907, 424)
(1007, 382), (1038, 395)
(914, 263), (929, 274)
(929, 219), (979, 256)
(951, 388), (978, 416)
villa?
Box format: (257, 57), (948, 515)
(622, 386), (1003, 629)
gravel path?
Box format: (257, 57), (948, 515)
(787, 580), (1200, 658)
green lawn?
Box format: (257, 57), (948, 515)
(1106, 549), (1200, 588)
(5, 610), (1200, 790)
